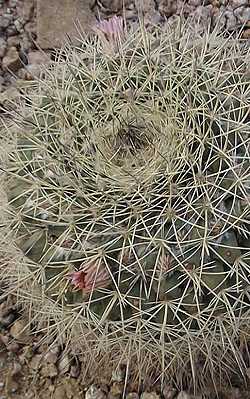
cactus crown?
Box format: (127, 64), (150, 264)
(2, 18), (250, 388)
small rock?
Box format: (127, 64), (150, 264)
(9, 0), (17, 6)
(40, 363), (58, 378)
(192, 4), (214, 23)
(20, 33), (33, 52)
(30, 354), (43, 370)
(6, 25), (18, 37)
(44, 350), (58, 364)
(37, 0), (95, 48)
(162, 386), (177, 399)
(110, 382), (124, 398)
(242, 28), (250, 38)
(234, 6), (250, 24)
(2, 47), (22, 72)
(64, 379), (80, 398)
(9, 319), (29, 342)
(0, 334), (9, 347)
(0, 76), (4, 93)
(0, 313), (15, 328)
(225, 10), (238, 30)
(126, 394), (139, 399)
(24, 21), (37, 35)
(54, 385), (66, 399)
(28, 51), (50, 65)
(112, 364), (126, 382)
(140, 393), (160, 399)
(50, 344), (61, 355)
(0, 38), (6, 58)
(176, 392), (191, 399)
(16, 0), (34, 22)
(7, 35), (20, 47)
(4, 373), (18, 394)
(19, 345), (33, 363)
(225, 387), (241, 399)
(158, 0), (177, 17)
(230, 0), (249, 8)
(6, 341), (20, 353)
(70, 363), (81, 378)
(13, 18), (24, 33)
(58, 353), (71, 374)
(188, 0), (202, 5)
(86, 385), (107, 399)
(11, 362), (22, 376)
(0, 16), (11, 30)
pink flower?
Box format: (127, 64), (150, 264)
(69, 260), (110, 293)
(94, 15), (124, 43)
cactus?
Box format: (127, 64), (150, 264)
(1, 17), (250, 390)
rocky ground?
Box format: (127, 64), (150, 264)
(1, 0), (250, 398)
(0, 293), (250, 398)
(0, 0), (250, 96)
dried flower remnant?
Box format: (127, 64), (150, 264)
(158, 253), (173, 273)
(69, 260), (110, 293)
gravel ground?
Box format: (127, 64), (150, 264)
(0, 0), (250, 95)
(0, 294), (250, 398)
(1, 0), (250, 398)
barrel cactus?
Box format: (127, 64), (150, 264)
(1, 18), (250, 390)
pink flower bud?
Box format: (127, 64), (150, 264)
(69, 260), (110, 293)
(93, 15), (124, 46)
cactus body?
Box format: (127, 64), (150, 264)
(2, 20), (250, 388)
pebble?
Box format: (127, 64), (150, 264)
(24, 21), (37, 35)
(50, 344), (61, 355)
(6, 341), (20, 353)
(13, 19), (24, 33)
(11, 361), (22, 376)
(0, 38), (7, 58)
(16, 0), (34, 22)
(54, 385), (66, 399)
(231, 0), (249, 8)
(110, 382), (124, 397)
(111, 364), (126, 382)
(7, 35), (20, 47)
(162, 386), (177, 399)
(9, 319), (30, 343)
(70, 363), (81, 378)
(140, 393), (160, 399)
(225, 10), (238, 30)
(86, 385), (107, 399)
(0, 312), (15, 328)
(234, 6), (250, 24)
(6, 25), (18, 37)
(9, 0), (17, 6)
(0, 16), (11, 30)
(126, 394), (139, 399)
(44, 350), (58, 364)
(40, 363), (58, 378)
(58, 353), (71, 374)
(30, 354), (43, 370)
(0, 85), (20, 105)
(176, 392), (191, 399)
(4, 373), (19, 394)
(2, 46), (22, 72)
(28, 50), (50, 65)
(242, 28), (250, 38)
(19, 345), (33, 363)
